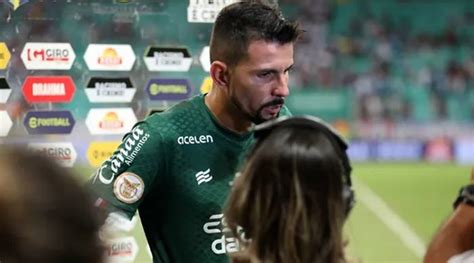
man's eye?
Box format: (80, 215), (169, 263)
(258, 72), (272, 78)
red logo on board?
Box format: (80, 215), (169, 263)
(22, 76), (75, 103)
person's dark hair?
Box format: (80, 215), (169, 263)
(210, 0), (303, 66)
(225, 122), (347, 263)
(0, 147), (104, 263)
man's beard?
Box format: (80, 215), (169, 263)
(230, 94), (284, 124)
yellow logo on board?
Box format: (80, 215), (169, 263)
(87, 141), (121, 167)
(0, 42), (11, 70)
(200, 77), (213, 94)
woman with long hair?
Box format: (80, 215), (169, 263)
(224, 116), (355, 263)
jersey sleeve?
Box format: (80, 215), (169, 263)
(87, 120), (165, 219)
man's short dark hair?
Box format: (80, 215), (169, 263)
(210, 0), (303, 67)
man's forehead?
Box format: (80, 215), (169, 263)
(236, 40), (294, 70)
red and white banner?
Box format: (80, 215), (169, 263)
(22, 76), (76, 103)
(21, 42), (76, 70)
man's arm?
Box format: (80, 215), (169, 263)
(424, 168), (474, 263)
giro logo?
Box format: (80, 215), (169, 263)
(105, 237), (139, 262)
(195, 169), (212, 185)
(96, 126), (150, 185)
(177, 134), (213, 145)
(22, 76), (76, 103)
(21, 42), (76, 70)
(203, 214), (240, 255)
(28, 142), (77, 167)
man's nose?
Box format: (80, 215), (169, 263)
(272, 74), (289, 97)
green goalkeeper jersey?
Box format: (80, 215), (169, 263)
(89, 94), (290, 263)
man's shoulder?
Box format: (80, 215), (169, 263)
(144, 95), (209, 136)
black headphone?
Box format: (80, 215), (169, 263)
(251, 115), (356, 217)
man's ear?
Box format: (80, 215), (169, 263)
(210, 61), (229, 89)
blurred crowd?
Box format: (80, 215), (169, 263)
(288, 0), (474, 123)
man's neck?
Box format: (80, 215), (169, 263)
(204, 91), (252, 134)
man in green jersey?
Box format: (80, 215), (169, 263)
(89, 1), (302, 262)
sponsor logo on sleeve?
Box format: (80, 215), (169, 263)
(85, 77), (136, 103)
(84, 44), (136, 71)
(24, 110), (75, 134)
(146, 78), (192, 101)
(96, 126), (150, 184)
(87, 141), (121, 168)
(27, 142), (77, 167)
(21, 42), (76, 70)
(0, 78), (12, 103)
(0, 111), (13, 137)
(105, 236), (139, 262)
(187, 0), (238, 23)
(113, 172), (144, 204)
(144, 46), (192, 72)
(22, 76), (75, 103)
(85, 108), (137, 135)
(203, 213), (241, 255)
(0, 42), (11, 69)
(199, 46), (210, 72)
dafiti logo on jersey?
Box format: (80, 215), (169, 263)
(144, 46), (192, 72)
(28, 142), (77, 167)
(24, 110), (75, 134)
(106, 237), (139, 262)
(146, 78), (192, 101)
(203, 213), (241, 255)
(21, 42), (75, 70)
(94, 126), (151, 185)
(0, 42), (11, 69)
(22, 76), (76, 103)
(84, 44), (135, 71)
(0, 78), (11, 103)
(85, 77), (136, 103)
(0, 110), (13, 137)
(85, 108), (136, 135)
